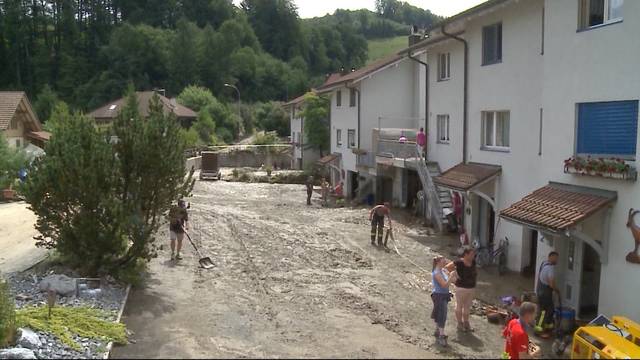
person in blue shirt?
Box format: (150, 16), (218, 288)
(431, 256), (457, 346)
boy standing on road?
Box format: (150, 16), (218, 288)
(503, 302), (541, 359)
(369, 202), (392, 246)
(169, 199), (189, 260)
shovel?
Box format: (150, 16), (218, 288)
(183, 229), (215, 269)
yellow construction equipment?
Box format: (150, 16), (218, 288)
(571, 316), (640, 359)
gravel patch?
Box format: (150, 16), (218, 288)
(3, 269), (127, 359)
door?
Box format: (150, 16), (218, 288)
(562, 238), (583, 313)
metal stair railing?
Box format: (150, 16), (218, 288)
(412, 144), (444, 232)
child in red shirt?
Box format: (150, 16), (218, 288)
(503, 302), (541, 359)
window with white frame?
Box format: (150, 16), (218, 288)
(437, 115), (450, 143)
(579, 0), (623, 29)
(482, 23), (502, 65)
(336, 129), (342, 147)
(437, 53), (451, 81)
(481, 111), (510, 150)
(349, 89), (357, 107)
(348, 129), (356, 148)
(336, 90), (342, 107)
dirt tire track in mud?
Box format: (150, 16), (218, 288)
(114, 181), (506, 359)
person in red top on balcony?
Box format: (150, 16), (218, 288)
(417, 127), (427, 157)
(503, 302), (541, 359)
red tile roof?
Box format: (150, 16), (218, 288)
(88, 91), (197, 121)
(317, 153), (340, 165)
(0, 92), (42, 132)
(316, 54), (405, 92)
(433, 162), (502, 191)
(500, 183), (617, 232)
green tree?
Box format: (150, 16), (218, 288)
(177, 85), (217, 113)
(193, 110), (217, 145)
(22, 90), (194, 275)
(255, 101), (289, 137)
(0, 134), (27, 189)
(179, 128), (199, 148)
(300, 93), (330, 156)
(34, 84), (62, 123)
(0, 276), (16, 347)
(169, 19), (201, 93)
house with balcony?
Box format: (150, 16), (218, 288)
(315, 51), (441, 215)
(0, 92), (49, 150)
(283, 92), (322, 170)
(401, 0), (640, 320)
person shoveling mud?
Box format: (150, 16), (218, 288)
(168, 199), (189, 260)
(369, 202), (392, 247)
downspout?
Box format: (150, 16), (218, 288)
(407, 52), (429, 137)
(441, 25), (468, 164)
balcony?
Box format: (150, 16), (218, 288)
(564, 156), (637, 181)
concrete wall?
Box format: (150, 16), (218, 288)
(290, 110), (303, 164)
(426, 39), (466, 171)
(460, 0), (545, 271)
(330, 86), (359, 175)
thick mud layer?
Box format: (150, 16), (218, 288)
(113, 181), (517, 359)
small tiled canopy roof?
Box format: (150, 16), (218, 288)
(27, 131), (51, 142)
(433, 162), (502, 191)
(317, 153), (339, 165)
(500, 183), (617, 232)
(88, 91), (197, 120)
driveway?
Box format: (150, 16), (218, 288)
(0, 201), (48, 274)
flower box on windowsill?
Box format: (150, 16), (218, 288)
(563, 156), (637, 181)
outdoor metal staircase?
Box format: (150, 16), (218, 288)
(412, 144), (452, 233)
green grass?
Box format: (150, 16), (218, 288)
(367, 36), (408, 64)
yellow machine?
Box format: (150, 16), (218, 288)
(571, 316), (640, 359)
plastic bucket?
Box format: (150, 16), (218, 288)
(556, 307), (576, 332)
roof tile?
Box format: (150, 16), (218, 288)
(433, 162), (502, 191)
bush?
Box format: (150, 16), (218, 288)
(232, 168), (239, 178)
(0, 276), (16, 347)
(0, 135), (27, 189)
(22, 90), (195, 276)
(252, 131), (279, 145)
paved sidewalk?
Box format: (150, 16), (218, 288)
(0, 201), (48, 273)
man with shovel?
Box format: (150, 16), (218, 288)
(169, 199), (189, 260)
(370, 202), (392, 246)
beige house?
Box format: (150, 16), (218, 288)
(0, 92), (49, 149)
(87, 91), (197, 128)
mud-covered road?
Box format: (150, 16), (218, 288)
(112, 180), (508, 359)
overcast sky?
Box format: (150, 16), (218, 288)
(233, 0), (487, 19)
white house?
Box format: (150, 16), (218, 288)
(403, 0), (640, 321)
(283, 93), (322, 170)
(316, 53), (429, 207)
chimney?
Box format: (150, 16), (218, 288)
(340, 67), (347, 75)
(350, 67), (356, 72)
(408, 25), (424, 47)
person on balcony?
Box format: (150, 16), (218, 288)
(417, 127), (427, 158)
(398, 133), (407, 143)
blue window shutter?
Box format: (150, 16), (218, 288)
(577, 100), (639, 157)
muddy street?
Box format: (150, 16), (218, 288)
(112, 180), (508, 359)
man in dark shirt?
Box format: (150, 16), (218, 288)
(168, 199), (189, 260)
(369, 203), (392, 246)
(305, 176), (314, 205)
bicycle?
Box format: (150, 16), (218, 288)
(474, 237), (509, 275)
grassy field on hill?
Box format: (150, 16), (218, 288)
(367, 36), (408, 63)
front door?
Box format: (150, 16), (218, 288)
(561, 238), (583, 313)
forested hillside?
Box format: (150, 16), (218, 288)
(0, 0), (440, 130)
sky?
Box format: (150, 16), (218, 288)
(232, 0), (487, 19)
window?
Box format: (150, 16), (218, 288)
(482, 23), (502, 65)
(437, 53), (451, 81)
(349, 89), (357, 107)
(576, 100), (638, 159)
(481, 111), (510, 150)
(437, 115), (450, 143)
(9, 116), (17, 129)
(579, 0), (623, 29)
(348, 129), (356, 148)
(336, 90), (342, 107)
(336, 129), (342, 147)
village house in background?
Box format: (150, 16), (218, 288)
(283, 92), (322, 170)
(0, 91), (50, 150)
(87, 90), (197, 128)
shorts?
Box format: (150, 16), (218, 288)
(170, 231), (184, 241)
